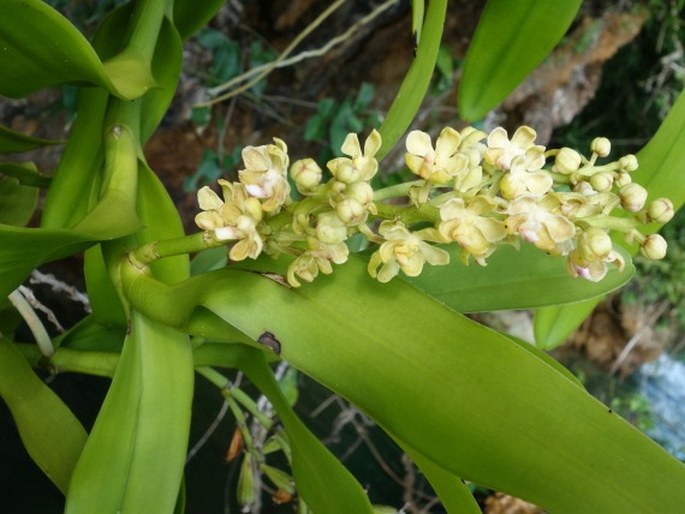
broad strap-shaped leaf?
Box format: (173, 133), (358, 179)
(41, 88), (109, 229)
(0, 226), (94, 299)
(403, 445), (481, 514)
(0, 123), (140, 299)
(534, 298), (597, 350)
(194, 344), (375, 514)
(459, 0), (582, 121)
(102, 49), (158, 101)
(0, 338), (87, 493)
(0, 124), (61, 153)
(0, 0), (124, 98)
(140, 18), (183, 143)
(633, 89), (685, 213)
(173, 0), (225, 41)
(377, 0), (446, 160)
(404, 243), (633, 312)
(0, 162), (51, 188)
(534, 90), (685, 349)
(0, 175), (38, 226)
(66, 312), (193, 514)
(120, 256), (685, 513)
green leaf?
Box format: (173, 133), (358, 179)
(458, 0), (582, 121)
(173, 0), (225, 41)
(633, 89), (685, 215)
(102, 48), (158, 102)
(66, 312), (194, 514)
(0, 124), (140, 299)
(411, 0), (425, 48)
(0, 0), (124, 98)
(377, 0), (447, 160)
(41, 88), (108, 229)
(0, 338), (87, 493)
(193, 344), (375, 514)
(404, 446), (481, 514)
(404, 243), (634, 312)
(534, 298), (598, 350)
(0, 226), (93, 299)
(0, 161), (51, 188)
(140, 19), (183, 143)
(0, 124), (61, 153)
(0, 176), (38, 226)
(122, 256), (685, 513)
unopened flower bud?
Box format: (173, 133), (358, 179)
(316, 212), (347, 244)
(618, 154), (638, 172)
(619, 183), (648, 212)
(335, 198), (365, 224)
(554, 147), (581, 174)
(589, 171), (613, 192)
(646, 198), (674, 224)
(640, 234), (667, 260)
(591, 137), (611, 158)
(614, 172), (632, 188)
(573, 181), (596, 196)
(345, 181), (374, 206)
(578, 227), (613, 261)
(290, 158), (322, 192)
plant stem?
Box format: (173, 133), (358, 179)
(374, 180), (422, 201)
(581, 215), (638, 232)
(130, 232), (219, 266)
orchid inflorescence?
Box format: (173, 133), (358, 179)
(194, 126), (673, 287)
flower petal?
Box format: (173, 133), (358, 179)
(242, 145), (270, 171)
(435, 127), (461, 159)
(340, 133), (362, 158)
(377, 259), (400, 283)
(511, 125), (537, 148)
(487, 127), (509, 148)
(197, 186), (224, 210)
(406, 130), (433, 156)
(420, 243), (450, 266)
(363, 129), (382, 157)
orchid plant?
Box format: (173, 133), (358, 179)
(1, 1), (685, 513)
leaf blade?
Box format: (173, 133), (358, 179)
(459, 0), (582, 121)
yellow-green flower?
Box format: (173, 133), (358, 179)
(499, 155), (553, 199)
(287, 238), (349, 287)
(505, 195), (575, 255)
(485, 126), (545, 171)
(439, 196), (506, 264)
(194, 180), (264, 261)
(327, 130), (381, 184)
(566, 228), (625, 282)
(368, 220), (450, 282)
(405, 127), (468, 185)
(238, 137), (290, 213)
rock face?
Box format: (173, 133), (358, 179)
(484, 492), (545, 514)
(494, 10), (648, 144)
(567, 299), (669, 376)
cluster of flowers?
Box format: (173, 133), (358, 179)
(194, 126), (673, 287)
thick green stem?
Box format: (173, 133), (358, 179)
(130, 232), (219, 266)
(373, 180), (422, 201)
(581, 215), (638, 232)
(374, 202), (440, 225)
